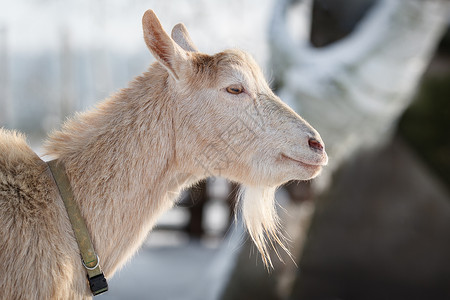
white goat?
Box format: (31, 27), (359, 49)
(0, 10), (327, 299)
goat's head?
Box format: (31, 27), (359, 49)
(142, 10), (328, 267)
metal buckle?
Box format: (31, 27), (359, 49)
(82, 254), (100, 270)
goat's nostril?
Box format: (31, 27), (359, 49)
(308, 138), (323, 152)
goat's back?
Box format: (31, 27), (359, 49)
(0, 129), (88, 299)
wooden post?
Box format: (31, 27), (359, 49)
(186, 180), (208, 238)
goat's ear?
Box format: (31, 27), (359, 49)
(142, 10), (187, 80)
(171, 23), (198, 52)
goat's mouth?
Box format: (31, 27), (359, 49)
(280, 154), (326, 170)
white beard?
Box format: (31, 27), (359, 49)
(238, 185), (291, 268)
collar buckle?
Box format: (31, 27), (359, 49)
(88, 273), (109, 296)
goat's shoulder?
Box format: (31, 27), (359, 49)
(0, 128), (51, 216)
(0, 128), (85, 299)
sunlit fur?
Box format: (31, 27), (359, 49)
(238, 186), (285, 268)
(0, 10), (327, 299)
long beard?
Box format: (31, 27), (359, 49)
(238, 185), (291, 269)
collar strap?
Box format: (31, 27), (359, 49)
(47, 160), (108, 296)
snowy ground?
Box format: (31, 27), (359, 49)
(96, 221), (247, 300)
(98, 240), (220, 300)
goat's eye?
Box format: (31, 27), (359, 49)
(226, 85), (244, 95)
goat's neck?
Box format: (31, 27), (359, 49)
(46, 65), (198, 277)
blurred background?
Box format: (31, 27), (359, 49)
(1, 0), (449, 299)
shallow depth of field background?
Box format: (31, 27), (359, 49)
(1, 0), (449, 299)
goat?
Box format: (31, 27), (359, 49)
(0, 10), (327, 299)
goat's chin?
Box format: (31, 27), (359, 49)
(298, 165), (323, 180)
(265, 165), (323, 186)
(252, 154), (323, 186)
(238, 185), (291, 269)
(279, 156), (324, 181)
